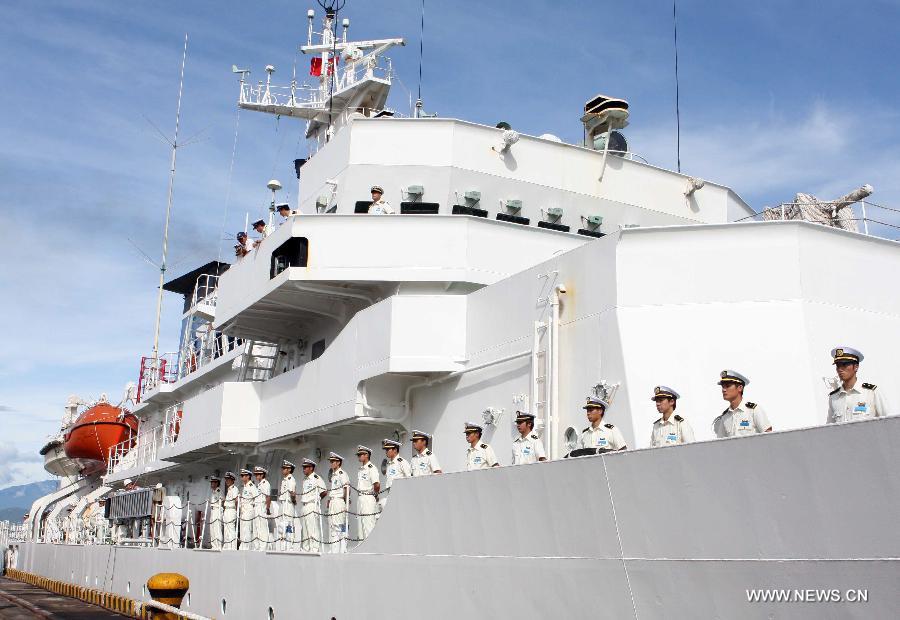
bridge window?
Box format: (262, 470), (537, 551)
(270, 237), (308, 278)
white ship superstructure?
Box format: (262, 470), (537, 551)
(6, 5), (899, 619)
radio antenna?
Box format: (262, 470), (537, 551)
(151, 33), (189, 368)
(672, 0), (682, 173)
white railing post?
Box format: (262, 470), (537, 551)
(860, 199), (869, 235)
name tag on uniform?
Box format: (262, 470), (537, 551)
(739, 420), (750, 429)
(854, 402), (867, 414)
(596, 438), (608, 447)
(418, 462), (427, 471)
(360, 472), (369, 481)
(388, 467), (397, 476)
(474, 456), (482, 464)
(666, 433), (677, 443)
(523, 446), (531, 455)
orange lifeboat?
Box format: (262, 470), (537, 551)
(64, 403), (139, 463)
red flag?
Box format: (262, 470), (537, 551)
(310, 57), (322, 76)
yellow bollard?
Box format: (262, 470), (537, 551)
(146, 573), (190, 620)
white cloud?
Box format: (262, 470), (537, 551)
(0, 442), (44, 488)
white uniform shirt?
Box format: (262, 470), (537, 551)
(411, 449), (441, 476)
(240, 481), (257, 509)
(357, 461), (380, 494)
(650, 414), (695, 447)
(466, 442), (499, 470)
(828, 381), (888, 423)
(579, 423), (627, 451)
(224, 485), (238, 508)
(209, 487), (223, 511)
(384, 456), (412, 490)
(713, 401), (771, 438)
(254, 479), (271, 506)
(223, 484), (239, 511)
(512, 433), (546, 464)
(328, 469), (350, 499)
(301, 473), (326, 503)
(279, 474), (296, 502)
(368, 199), (394, 215)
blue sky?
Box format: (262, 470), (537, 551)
(1, 0), (898, 488)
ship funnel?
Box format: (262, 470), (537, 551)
(582, 94), (629, 152)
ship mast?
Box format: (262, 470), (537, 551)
(151, 34), (189, 368)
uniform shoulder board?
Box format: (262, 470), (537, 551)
(366, 462), (374, 468)
(530, 434), (539, 440)
(828, 387), (840, 396)
(480, 443), (488, 449)
(654, 417), (662, 424)
(425, 449), (432, 455)
(582, 427), (590, 433)
(862, 382), (877, 390)
(716, 409), (728, 418)
(314, 473), (321, 479)
(397, 457), (404, 462)
(674, 415), (684, 422)
(604, 423), (614, 429)
(746, 402), (757, 409)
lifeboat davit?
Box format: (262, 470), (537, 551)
(63, 403), (139, 463)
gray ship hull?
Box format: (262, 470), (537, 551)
(17, 416), (899, 619)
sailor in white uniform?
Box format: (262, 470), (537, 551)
(222, 472), (239, 550)
(827, 347), (889, 423)
(276, 203), (296, 225)
(410, 430), (442, 476)
(512, 411), (546, 464)
(238, 469), (256, 549)
(326, 453), (350, 553)
(380, 439), (411, 511)
(367, 185), (394, 214)
(276, 460), (298, 551)
(299, 458), (327, 552)
(464, 422), (500, 470)
(252, 466), (272, 550)
(579, 398), (627, 451)
(355, 445), (380, 540)
(207, 476), (224, 550)
(712, 370), (773, 438)
(649, 386), (695, 447)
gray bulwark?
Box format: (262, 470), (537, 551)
(365, 417), (899, 561)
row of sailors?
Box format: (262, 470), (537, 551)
(78, 349), (886, 551)
(236, 185), (394, 257)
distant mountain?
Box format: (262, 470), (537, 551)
(0, 480), (57, 513)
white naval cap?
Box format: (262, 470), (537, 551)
(583, 397), (609, 410)
(410, 429), (430, 441)
(281, 460), (295, 470)
(224, 471), (236, 480)
(209, 475), (221, 482)
(831, 346), (864, 364)
(328, 452), (344, 462)
(718, 370), (749, 386)
(239, 468), (253, 476)
(301, 457), (317, 468)
(356, 445), (372, 455)
(253, 466), (267, 475)
(382, 438), (401, 450)
(651, 386), (680, 400)
(464, 422), (483, 434)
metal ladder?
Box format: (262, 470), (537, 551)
(238, 340), (279, 382)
